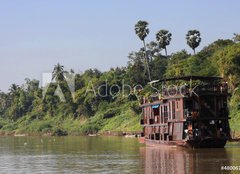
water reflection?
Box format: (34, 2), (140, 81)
(140, 145), (236, 174)
(0, 136), (143, 173)
(0, 137), (240, 173)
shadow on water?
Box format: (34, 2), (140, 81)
(140, 143), (240, 174)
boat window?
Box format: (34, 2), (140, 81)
(184, 100), (193, 110)
(149, 107), (153, 118)
(161, 106), (164, 123)
(169, 102), (171, 120)
(193, 100), (199, 110)
(164, 105), (168, 123)
(152, 105), (160, 116)
(202, 96), (215, 111)
(172, 101), (176, 119)
(153, 108), (159, 116)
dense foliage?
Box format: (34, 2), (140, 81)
(0, 35), (240, 136)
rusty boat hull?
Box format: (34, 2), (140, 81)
(142, 137), (227, 148)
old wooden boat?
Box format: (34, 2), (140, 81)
(140, 76), (230, 148)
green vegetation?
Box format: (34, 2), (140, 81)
(134, 20), (151, 81)
(0, 22), (240, 136)
(186, 30), (201, 55)
(156, 29), (172, 56)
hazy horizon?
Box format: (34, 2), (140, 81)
(0, 0), (239, 92)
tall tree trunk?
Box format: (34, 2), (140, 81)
(143, 40), (151, 82)
(165, 48), (168, 57)
(193, 48), (196, 55)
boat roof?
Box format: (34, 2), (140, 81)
(151, 75), (222, 83)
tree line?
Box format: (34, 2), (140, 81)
(0, 22), (240, 135)
(134, 20), (201, 82)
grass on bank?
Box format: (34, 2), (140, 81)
(0, 101), (142, 136)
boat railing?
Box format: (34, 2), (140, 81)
(162, 84), (228, 98)
(140, 83), (228, 104)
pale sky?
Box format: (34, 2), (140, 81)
(0, 0), (239, 92)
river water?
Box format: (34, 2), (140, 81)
(0, 136), (240, 174)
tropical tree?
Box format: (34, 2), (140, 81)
(134, 20), (151, 81)
(156, 29), (172, 56)
(52, 63), (67, 82)
(186, 30), (201, 54)
(9, 84), (20, 96)
(127, 51), (148, 85)
(146, 41), (161, 61)
(0, 92), (9, 115)
(24, 78), (39, 92)
(212, 44), (240, 90)
(233, 33), (240, 43)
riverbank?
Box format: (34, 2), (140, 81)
(0, 129), (142, 137)
(0, 101), (142, 137)
(1, 41), (240, 147)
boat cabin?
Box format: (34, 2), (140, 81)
(140, 76), (230, 148)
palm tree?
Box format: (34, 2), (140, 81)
(156, 30), (172, 56)
(0, 92), (7, 111)
(24, 78), (39, 92)
(134, 20), (151, 81)
(9, 84), (20, 96)
(52, 63), (67, 82)
(186, 30), (201, 54)
(233, 33), (240, 43)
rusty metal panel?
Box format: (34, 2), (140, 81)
(164, 126), (168, 134)
(160, 126), (164, 134)
(173, 123), (183, 140)
(176, 111), (181, 120)
(155, 126), (159, 133)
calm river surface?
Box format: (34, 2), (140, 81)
(0, 136), (240, 174)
